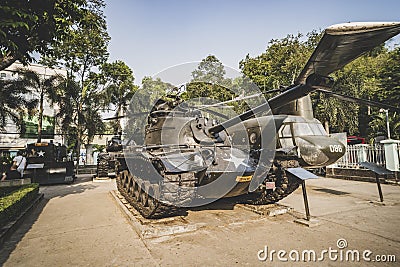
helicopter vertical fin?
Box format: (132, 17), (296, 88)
(296, 22), (400, 85)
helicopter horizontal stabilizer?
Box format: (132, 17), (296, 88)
(296, 22), (400, 85)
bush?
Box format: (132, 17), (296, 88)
(0, 184), (39, 228)
(0, 186), (21, 197)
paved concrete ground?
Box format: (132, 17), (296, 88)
(0, 175), (399, 266)
(0, 175), (158, 266)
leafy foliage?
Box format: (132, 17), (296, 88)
(92, 144), (106, 154)
(49, 76), (107, 150)
(240, 32), (321, 92)
(182, 55), (232, 101)
(368, 111), (399, 140)
(182, 55), (234, 105)
(14, 69), (65, 141)
(39, 0), (110, 153)
(0, 76), (38, 132)
(373, 46), (400, 139)
(48, 0), (110, 80)
(99, 60), (138, 134)
(239, 31), (399, 140)
(0, 0), (85, 70)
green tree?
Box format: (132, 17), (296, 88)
(315, 48), (389, 135)
(50, 76), (107, 151)
(369, 111), (400, 140)
(92, 143), (106, 154)
(15, 69), (65, 142)
(240, 32), (319, 93)
(99, 60), (138, 134)
(0, 78), (37, 132)
(41, 0), (110, 154)
(379, 46), (400, 106)
(49, 0), (110, 84)
(239, 30), (397, 137)
(124, 76), (174, 144)
(0, 0), (85, 70)
(369, 46), (400, 140)
(183, 55), (234, 104)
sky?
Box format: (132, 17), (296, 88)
(104, 0), (400, 85)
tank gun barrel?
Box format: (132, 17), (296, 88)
(207, 74), (332, 135)
(207, 83), (312, 135)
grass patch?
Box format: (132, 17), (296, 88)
(0, 184), (39, 228)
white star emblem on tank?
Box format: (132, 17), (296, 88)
(223, 154), (249, 168)
(37, 150), (45, 157)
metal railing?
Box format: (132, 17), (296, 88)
(333, 144), (386, 169)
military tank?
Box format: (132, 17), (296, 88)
(96, 135), (122, 178)
(115, 22), (400, 218)
(25, 141), (75, 185)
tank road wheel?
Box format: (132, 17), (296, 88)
(127, 176), (134, 195)
(118, 171), (125, 188)
(140, 182), (161, 218)
(122, 171), (129, 189)
(147, 185), (159, 212)
(249, 160), (301, 205)
(140, 182), (150, 207)
(118, 170), (124, 185)
(116, 153), (199, 219)
(133, 180), (141, 201)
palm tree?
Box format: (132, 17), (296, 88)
(0, 77), (37, 133)
(16, 69), (65, 142)
(51, 75), (107, 159)
(369, 111), (400, 140)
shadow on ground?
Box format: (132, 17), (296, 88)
(0, 198), (49, 265)
(188, 196), (245, 212)
(0, 174), (110, 262)
(39, 174), (99, 199)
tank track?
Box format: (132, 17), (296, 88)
(116, 153), (198, 219)
(247, 159), (301, 205)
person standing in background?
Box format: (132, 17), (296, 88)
(13, 150), (27, 178)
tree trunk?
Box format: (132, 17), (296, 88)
(76, 105), (82, 173)
(324, 120), (330, 135)
(117, 104), (122, 134)
(37, 87), (44, 143)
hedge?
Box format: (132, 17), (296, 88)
(0, 186), (21, 197)
(0, 184), (39, 229)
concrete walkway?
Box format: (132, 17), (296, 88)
(0, 174), (399, 266)
(0, 175), (158, 266)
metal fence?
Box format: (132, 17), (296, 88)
(333, 144), (387, 169)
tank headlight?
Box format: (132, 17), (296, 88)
(249, 132), (257, 144)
